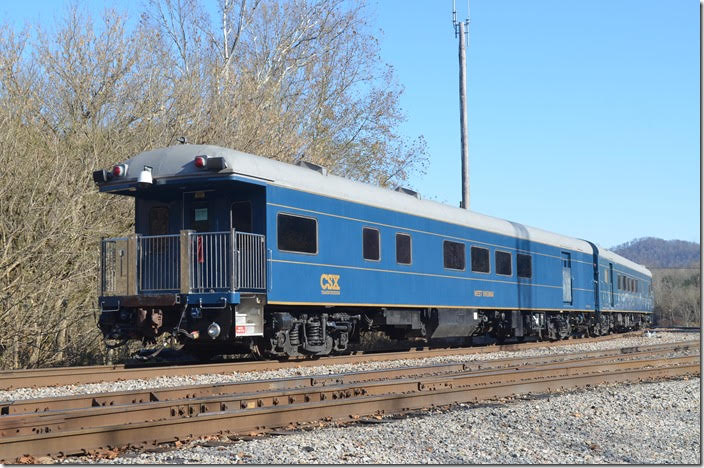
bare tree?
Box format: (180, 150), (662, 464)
(0, 0), (427, 369)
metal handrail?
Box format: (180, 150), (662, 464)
(99, 230), (267, 296)
(138, 234), (181, 293)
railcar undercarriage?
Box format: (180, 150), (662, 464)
(100, 303), (651, 360)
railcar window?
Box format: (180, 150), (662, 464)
(230, 201), (252, 233)
(604, 268), (609, 283)
(149, 206), (169, 235)
(443, 241), (465, 270)
(277, 213), (317, 254)
(396, 233), (412, 264)
(617, 275), (622, 290)
(471, 246), (490, 273)
(495, 251), (512, 276)
(517, 254), (532, 278)
(363, 228), (380, 261)
(191, 206), (210, 232)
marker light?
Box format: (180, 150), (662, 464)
(207, 322), (221, 339)
(112, 164), (127, 177)
(194, 155), (207, 168)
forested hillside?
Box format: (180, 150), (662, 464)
(611, 237), (700, 327)
(611, 237), (699, 268)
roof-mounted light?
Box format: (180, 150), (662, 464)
(112, 164), (128, 177)
(194, 155), (207, 168)
(194, 155), (228, 171)
(137, 165), (153, 188)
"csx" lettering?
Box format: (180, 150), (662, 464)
(320, 274), (340, 291)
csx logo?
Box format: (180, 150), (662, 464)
(320, 274), (341, 293)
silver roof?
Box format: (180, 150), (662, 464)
(115, 144), (651, 277)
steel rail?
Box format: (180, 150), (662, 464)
(0, 351), (696, 433)
(0, 351), (698, 461)
(0, 340), (697, 416)
(1, 354), (697, 439)
(0, 331), (655, 390)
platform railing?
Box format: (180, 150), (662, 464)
(138, 234), (181, 293)
(235, 232), (267, 290)
(188, 231), (232, 293)
(100, 230), (267, 296)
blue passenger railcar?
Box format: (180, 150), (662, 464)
(93, 144), (652, 357)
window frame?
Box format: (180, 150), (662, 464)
(362, 226), (381, 262)
(395, 232), (412, 265)
(470, 245), (491, 274)
(494, 250), (512, 277)
(443, 240), (466, 271)
(276, 212), (319, 255)
(517, 253), (532, 279)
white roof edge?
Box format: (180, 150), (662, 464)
(597, 247), (652, 277)
(122, 144), (621, 257)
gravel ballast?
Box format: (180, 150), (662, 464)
(63, 377), (700, 464)
(0, 331), (697, 402)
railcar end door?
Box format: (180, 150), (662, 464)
(609, 263), (614, 306)
(561, 252), (572, 304)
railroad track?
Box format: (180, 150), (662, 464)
(0, 331), (652, 390)
(0, 340), (698, 462)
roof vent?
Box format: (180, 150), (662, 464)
(296, 160), (327, 176)
(395, 186), (420, 199)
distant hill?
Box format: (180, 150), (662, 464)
(610, 237), (700, 269)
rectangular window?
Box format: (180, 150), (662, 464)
(363, 227), (380, 261)
(471, 246), (490, 273)
(396, 233), (412, 264)
(495, 251), (512, 276)
(604, 268), (609, 283)
(443, 241), (465, 270)
(618, 275), (623, 290)
(517, 254), (532, 278)
(277, 213), (317, 254)
(191, 206), (210, 232)
(149, 206), (169, 235)
(230, 201), (252, 233)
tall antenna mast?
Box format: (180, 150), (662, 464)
(452, 0), (470, 210)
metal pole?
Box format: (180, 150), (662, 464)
(458, 20), (470, 210)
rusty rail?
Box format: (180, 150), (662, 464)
(1, 340), (697, 416)
(0, 330), (659, 390)
(0, 344), (698, 462)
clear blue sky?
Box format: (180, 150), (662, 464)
(1, 0), (699, 247)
